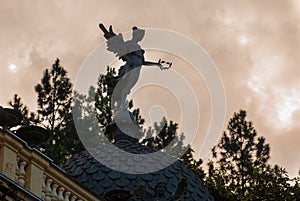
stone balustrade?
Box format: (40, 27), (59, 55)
(15, 157), (27, 187)
(0, 129), (103, 201)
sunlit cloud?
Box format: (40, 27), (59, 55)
(247, 76), (264, 93)
(247, 73), (300, 129)
(275, 88), (300, 128)
(239, 35), (249, 46)
(214, 9), (234, 26)
(245, 52), (300, 129)
(8, 63), (17, 73)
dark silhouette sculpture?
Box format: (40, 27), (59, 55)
(63, 24), (215, 201)
(16, 125), (50, 146)
(99, 24), (172, 110)
(0, 105), (50, 147)
(0, 106), (22, 129)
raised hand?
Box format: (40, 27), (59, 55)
(99, 23), (116, 39)
(158, 59), (172, 70)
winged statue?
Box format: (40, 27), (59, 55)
(99, 23), (172, 110)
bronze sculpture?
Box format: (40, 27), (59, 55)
(99, 24), (171, 110)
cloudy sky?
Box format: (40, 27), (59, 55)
(0, 0), (299, 177)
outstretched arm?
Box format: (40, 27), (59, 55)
(143, 60), (172, 70)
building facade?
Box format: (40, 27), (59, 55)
(0, 128), (103, 201)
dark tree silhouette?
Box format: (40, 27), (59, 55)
(248, 164), (298, 200)
(34, 59), (84, 164)
(8, 94), (36, 123)
(205, 110), (299, 200)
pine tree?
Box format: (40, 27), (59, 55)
(72, 86), (104, 147)
(206, 110), (270, 200)
(34, 58), (84, 164)
(180, 146), (205, 181)
(205, 110), (299, 200)
(8, 94), (35, 123)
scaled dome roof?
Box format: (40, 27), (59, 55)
(61, 140), (214, 201)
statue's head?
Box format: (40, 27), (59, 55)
(132, 27), (145, 42)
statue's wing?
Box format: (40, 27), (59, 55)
(106, 33), (127, 58)
(99, 24), (116, 39)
